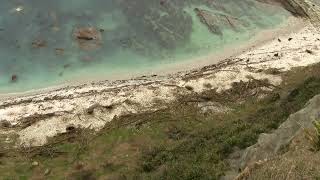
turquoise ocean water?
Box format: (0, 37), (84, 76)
(0, 0), (291, 93)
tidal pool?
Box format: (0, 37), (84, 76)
(0, 0), (291, 93)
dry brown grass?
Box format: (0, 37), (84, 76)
(239, 130), (320, 180)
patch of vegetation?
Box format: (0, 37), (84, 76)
(313, 120), (320, 150)
(1, 64), (320, 179)
(305, 119), (320, 151)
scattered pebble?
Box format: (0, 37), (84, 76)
(185, 85), (194, 91)
(306, 49), (313, 54)
(0, 120), (11, 128)
(66, 125), (76, 132)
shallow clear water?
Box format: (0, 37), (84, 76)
(0, 0), (290, 93)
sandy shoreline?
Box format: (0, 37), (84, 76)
(1, 16), (320, 146)
(0, 17), (305, 100)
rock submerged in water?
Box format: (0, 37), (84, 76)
(73, 27), (102, 51)
(11, 74), (18, 83)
